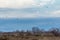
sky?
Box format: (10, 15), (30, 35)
(0, 0), (60, 18)
(0, 0), (60, 32)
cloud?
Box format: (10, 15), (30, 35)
(0, 10), (41, 18)
(35, 0), (55, 7)
(50, 10), (60, 17)
(0, 0), (55, 8)
(0, 0), (35, 8)
(0, 0), (59, 19)
(0, 9), (60, 19)
(41, 10), (60, 17)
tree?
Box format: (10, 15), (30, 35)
(49, 28), (60, 36)
(32, 27), (41, 36)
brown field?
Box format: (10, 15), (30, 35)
(0, 34), (60, 40)
(0, 27), (60, 40)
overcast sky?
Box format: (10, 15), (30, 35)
(0, 0), (60, 18)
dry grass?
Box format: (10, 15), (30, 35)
(0, 35), (60, 40)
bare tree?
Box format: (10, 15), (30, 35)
(49, 28), (60, 36)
